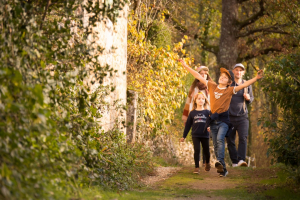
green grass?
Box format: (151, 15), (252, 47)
(161, 168), (200, 187)
(262, 187), (300, 200)
(152, 156), (180, 167)
(213, 188), (265, 200)
(259, 169), (289, 185)
(73, 164), (300, 200)
(78, 186), (210, 200)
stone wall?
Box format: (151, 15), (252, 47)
(83, 3), (129, 132)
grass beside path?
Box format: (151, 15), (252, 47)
(79, 165), (300, 200)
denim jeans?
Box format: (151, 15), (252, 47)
(227, 117), (249, 163)
(210, 120), (229, 169)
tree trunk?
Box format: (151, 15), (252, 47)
(126, 90), (138, 143)
(217, 0), (239, 72)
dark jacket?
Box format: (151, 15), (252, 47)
(183, 110), (210, 139)
(229, 80), (254, 117)
(204, 111), (234, 137)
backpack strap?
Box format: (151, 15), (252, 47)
(243, 81), (248, 112)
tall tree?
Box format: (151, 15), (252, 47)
(167, 0), (299, 73)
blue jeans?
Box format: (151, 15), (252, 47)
(210, 120), (229, 169)
(227, 117), (249, 163)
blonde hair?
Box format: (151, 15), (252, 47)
(192, 92), (210, 111)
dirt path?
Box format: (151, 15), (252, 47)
(139, 165), (281, 200)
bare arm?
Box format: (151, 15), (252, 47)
(235, 70), (264, 92)
(178, 59), (207, 85)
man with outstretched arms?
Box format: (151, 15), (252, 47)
(227, 63), (254, 167)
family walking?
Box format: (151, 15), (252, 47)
(178, 59), (263, 177)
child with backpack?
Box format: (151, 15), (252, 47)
(178, 59), (263, 177)
(180, 92), (211, 174)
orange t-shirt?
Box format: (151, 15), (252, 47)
(207, 81), (236, 114)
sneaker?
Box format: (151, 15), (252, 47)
(219, 169), (228, 177)
(193, 168), (200, 174)
(215, 161), (224, 173)
(205, 163), (211, 172)
(237, 160), (248, 167)
(232, 163), (238, 167)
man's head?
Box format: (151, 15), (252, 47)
(232, 63), (245, 80)
(219, 68), (233, 86)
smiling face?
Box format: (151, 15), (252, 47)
(192, 92), (209, 110)
(218, 72), (231, 86)
(233, 67), (245, 80)
(196, 93), (206, 107)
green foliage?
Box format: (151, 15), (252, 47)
(147, 20), (172, 48)
(0, 0), (152, 199)
(127, 6), (192, 140)
(259, 53), (300, 181)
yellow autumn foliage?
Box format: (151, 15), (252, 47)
(127, 9), (193, 137)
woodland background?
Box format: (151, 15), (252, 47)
(0, 0), (300, 199)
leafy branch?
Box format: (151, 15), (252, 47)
(237, 0), (265, 30)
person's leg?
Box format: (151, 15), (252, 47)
(201, 138), (210, 164)
(210, 122), (219, 160)
(192, 137), (201, 169)
(237, 118), (249, 162)
(210, 121), (229, 175)
(201, 138), (211, 172)
(226, 121), (238, 164)
(215, 122), (229, 169)
(202, 146), (206, 166)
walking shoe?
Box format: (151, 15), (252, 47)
(205, 163), (211, 172)
(215, 161), (224, 173)
(219, 169), (228, 177)
(193, 168), (199, 174)
(232, 163), (238, 167)
(237, 160), (248, 167)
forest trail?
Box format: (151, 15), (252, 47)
(121, 165), (300, 200)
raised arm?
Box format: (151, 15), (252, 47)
(178, 59), (207, 85)
(235, 70), (264, 92)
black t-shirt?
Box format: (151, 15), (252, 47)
(229, 81), (254, 117)
(183, 109), (210, 138)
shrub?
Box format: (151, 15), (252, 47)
(260, 53), (300, 182)
(0, 0), (152, 199)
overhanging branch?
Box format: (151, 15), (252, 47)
(239, 48), (282, 62)
(194, 34), (219, 55)
(237, 24), (290, 38)
(40, 0), (51, 30)
(237, 0), (265, 30)
(164, 12), (188, 33)
(164, 12), (219, 55)
(200, 40), (219, 55)
(237, 0), (249, 3)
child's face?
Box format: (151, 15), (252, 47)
(199, 70), (208, 80)
(218, 73), (230, 85)
(196, 94), (206, 107)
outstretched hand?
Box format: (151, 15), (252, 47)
(178, 59), (186, 66)
(256, 69), (264, 80)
